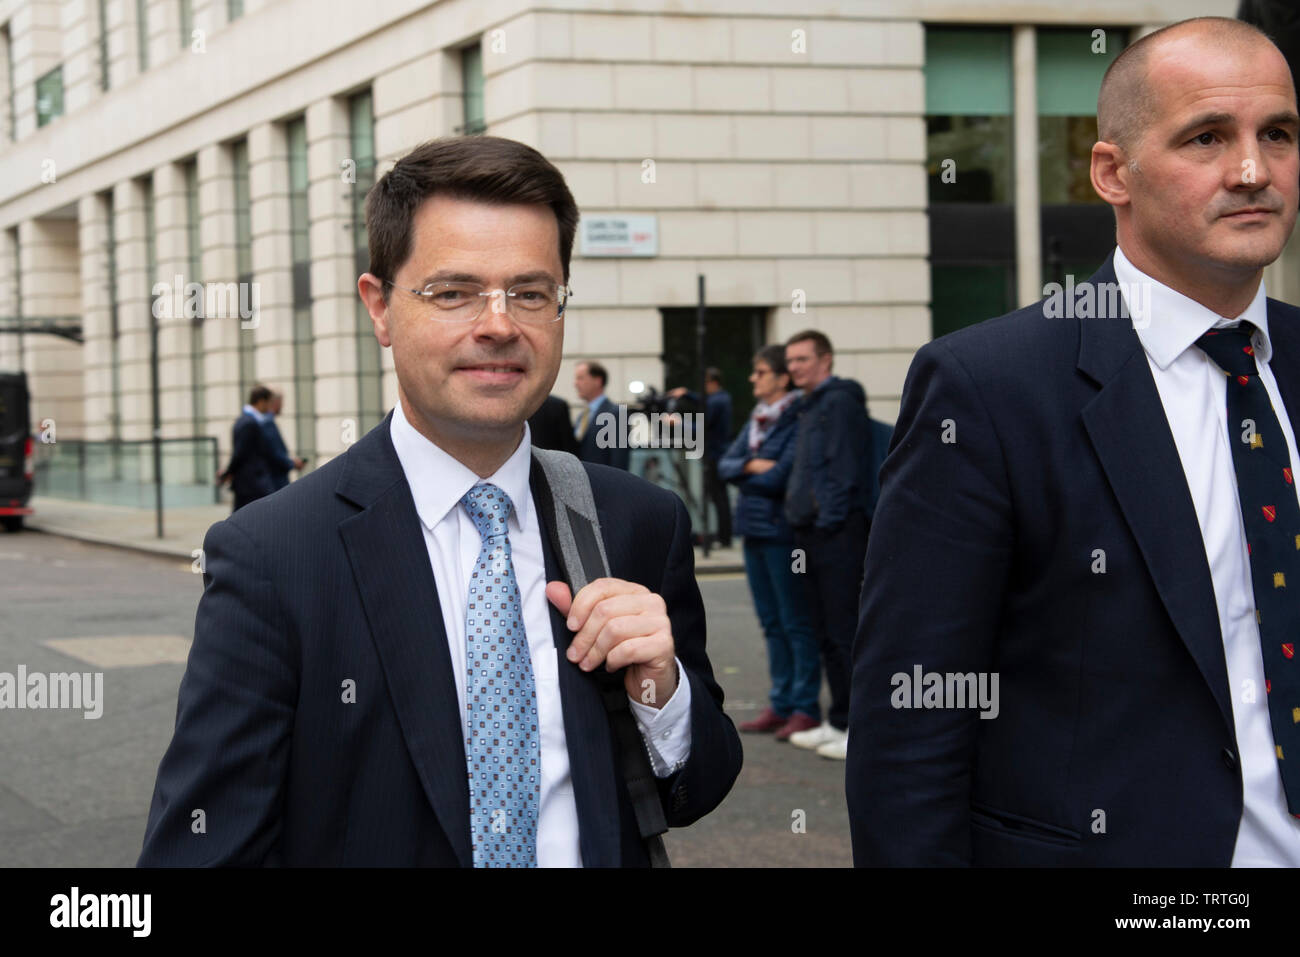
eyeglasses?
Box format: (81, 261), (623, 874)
(382, 279), (571, 324)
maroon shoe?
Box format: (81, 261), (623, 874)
(774, 712), (820, 741)
(739, 707), (789, 733)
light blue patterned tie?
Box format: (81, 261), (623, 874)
(461, 482), (540, 866)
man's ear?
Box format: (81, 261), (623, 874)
(1091, 140), (1133, 208)
(358, 273), (394, 348)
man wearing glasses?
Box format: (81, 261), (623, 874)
(139, 136), (741, 867)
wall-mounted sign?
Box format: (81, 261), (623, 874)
(580, 215), (658, 257)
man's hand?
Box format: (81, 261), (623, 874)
(744, 458), (776, 475)
(293, 457), (306, 470)
(546, 578), (677, 708)
(216, 470), (231, 487)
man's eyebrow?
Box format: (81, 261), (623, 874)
(414, 269), (559, 286)
(1170, 110), (1300, 141)
(1171, 112), (1235, 141)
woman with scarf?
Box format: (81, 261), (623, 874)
(718, 344), (822, 740)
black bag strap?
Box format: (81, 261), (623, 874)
(530, 448), (671, 868)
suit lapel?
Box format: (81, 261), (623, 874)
(1266, 299), (1300, 440)
(1077, 257), (1235, 736)
(336, 411), (473, 866)
(530, 458), (622, 866)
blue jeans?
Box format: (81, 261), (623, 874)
(742, 539), (821, 719)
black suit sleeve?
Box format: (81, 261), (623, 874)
(653, 494), (743, 825)
(846, 339), (1012, 866)
(138, 517), (299, 866)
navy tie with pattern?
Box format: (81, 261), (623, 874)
(461, 482), (540, 865)
(1196, 323), (1300, 816)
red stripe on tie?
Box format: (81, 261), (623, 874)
(1286, 468), (1294, 485)
(1263, 505), (1277, 522)
(1245, 345), (1255, 356)
(1284, 643), (1295, 659)
(1238, 375), (1250, 385)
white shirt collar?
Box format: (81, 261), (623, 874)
(1114, 244), (1272, 370)
(243, 404), (268, 424)
(388, 398), (533, 534)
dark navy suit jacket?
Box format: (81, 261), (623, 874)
(140, 410), (741, 866)
(847, 253), (1300, 866)
(223, 411), (276, 502)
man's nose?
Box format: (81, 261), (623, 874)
(473, 294), (520, 339)
(1231, 139), (1273, 191)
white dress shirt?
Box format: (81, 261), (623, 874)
(1116, 245), (1300, 865)
(388, 398), (692, 866)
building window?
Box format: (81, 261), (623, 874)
(287, 117), (315, 465)
(228, 0), (243, 22)
(180, 0), (194, 49)
(137, 0), (149, 71)
(232, 138), (254, 398)
(461, 43), (485, 134)
(1036, 28), (1126, 287)
(9, 226), (21, 366)
(35, 66), (64, 128)
(104, 190), (122, 446)
(3, 25), (14, 140)
(97, 0), (111, 91)
(925, 26), (1015, 339)
(184, 159), (205, 454)
(349, 90), (383, 434)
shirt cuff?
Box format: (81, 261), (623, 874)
(627, 657), (692, 778)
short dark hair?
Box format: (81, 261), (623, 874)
(248, 385), (272, 405)
(580, 360), (608, 387)
(786, 329), (833, 356)
(754, 345), (790, 385)
(704, 367), (723, 385)
(365, 136), (580, 299)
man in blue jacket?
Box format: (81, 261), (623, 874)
(782, 330), (871, 760)
(261, 390), (305, 490)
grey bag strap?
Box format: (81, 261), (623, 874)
(530, 446), (612, 592)
(530, 447), (672, 868)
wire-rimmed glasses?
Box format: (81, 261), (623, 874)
(382, 278), (571, 323)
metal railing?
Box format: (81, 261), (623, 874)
(32, 437), (221, 508)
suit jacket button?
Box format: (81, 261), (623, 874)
(1222, 748), (1237, 770)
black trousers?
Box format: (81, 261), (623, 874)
(703, 457), (732, 547)
(794, 510), (869, 731)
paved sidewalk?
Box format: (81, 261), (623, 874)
(23, 494), (745, 573)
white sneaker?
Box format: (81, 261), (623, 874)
(816, 735), (848, 760)
(789, 723), (846, 751)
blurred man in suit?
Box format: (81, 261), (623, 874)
(574, 360), (629, 470)
(669, 368), (735, 548)
(140, 135), (740, 867)
(261, 390), (306, 490)
(848, 17), (1300, 865)
(217, 385), (278, 512)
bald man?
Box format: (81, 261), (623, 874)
(848, 17), (1300, 866)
